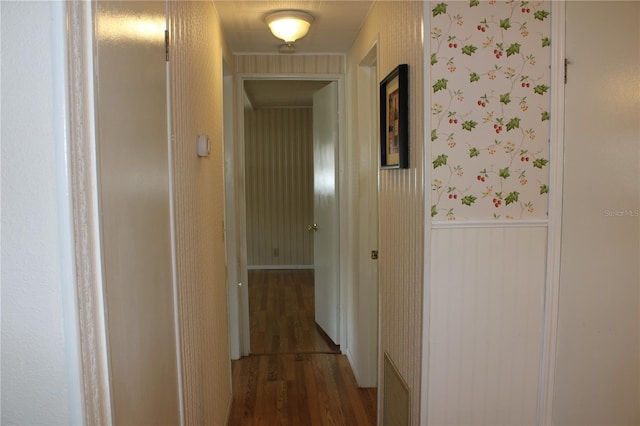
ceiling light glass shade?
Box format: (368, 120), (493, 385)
(265, 11), (314, 44)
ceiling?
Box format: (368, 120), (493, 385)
(244, 80), (331, 108)
(213, 1), (374, 54)
(214, 1), (373, 108)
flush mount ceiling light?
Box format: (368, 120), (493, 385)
(265, 10), (314, 52)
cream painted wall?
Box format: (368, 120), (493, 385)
(348, 2), (425, 423)
(1, 2), (84, 424)
(553, 2), (640, 424)
(168, 1), (233, 423)
(245, 108), (314, 268)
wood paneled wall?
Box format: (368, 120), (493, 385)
(168, 2), (231, 424)
(236, 54), (344, 74)
(245, 108), (314, 268)
(348, 2), (425, 423)
(428, 227), (547, 425)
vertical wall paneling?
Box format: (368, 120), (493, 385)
(428, 227), (547, 425)
(348, 2), (425, 423)
(168, 2), (232, 424)
(244, 108), (314, 268)
(235, 54), (344, 75)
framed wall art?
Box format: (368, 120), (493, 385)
(380, 64), (408, 169)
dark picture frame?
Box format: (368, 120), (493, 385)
(380, 64), (408, 169)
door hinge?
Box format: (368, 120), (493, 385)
(165, 30), (169, 62)
(564, 58), (569, 84)
(371, 250), (379, 260)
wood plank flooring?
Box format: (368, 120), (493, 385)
(228, 269), (377, 426)
(249, 269), (339, 355)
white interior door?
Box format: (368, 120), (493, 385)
(94, 1), (180, 423)
(312, 82), (340, 344)
(553, 2), (640, 424)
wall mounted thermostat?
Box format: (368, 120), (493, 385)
(197, 135), (211, 157)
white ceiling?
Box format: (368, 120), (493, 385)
(213, 1), (374, 54)
(215, 1), (373, 108)
(244, 80), (331, 107)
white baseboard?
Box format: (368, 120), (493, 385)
(247, 265), (314, 270)
(345, 348), (361, 385)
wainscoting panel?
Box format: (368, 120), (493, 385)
(428, 226), (547, 425)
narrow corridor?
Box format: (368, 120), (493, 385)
(228, 270), (376, 425)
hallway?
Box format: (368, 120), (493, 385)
(228, 270), (377, 425)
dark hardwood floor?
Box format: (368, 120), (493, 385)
(228, 269), (377, 425)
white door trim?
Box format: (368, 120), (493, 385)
(65, 1), (113, 424)
(223, 63), (241, 360)
(347, 40), (380, 389)
(537, 2), (566, 424)
(232, 72), (347, 355)
(421, 4), (433, 424)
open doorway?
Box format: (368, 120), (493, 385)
(241, 79), (340, 354)
(226, 66), (380, 384)
(227, 77), (377, 424)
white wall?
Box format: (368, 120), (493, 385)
(428, 227), (547, 425)
(1, 2), (83, 424)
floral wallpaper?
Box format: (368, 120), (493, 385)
(430, 0), (551, 221)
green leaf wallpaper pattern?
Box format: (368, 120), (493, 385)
(430, 0), (551, 221)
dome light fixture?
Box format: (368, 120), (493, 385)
(265, 10), (314, 49)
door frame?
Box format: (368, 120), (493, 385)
(230, 73), (347, 357)
(65, 1), (113, 424)
(349, 40), (380, 388)
(66, 1), (186, 423)
(537, 2), (565, 423)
